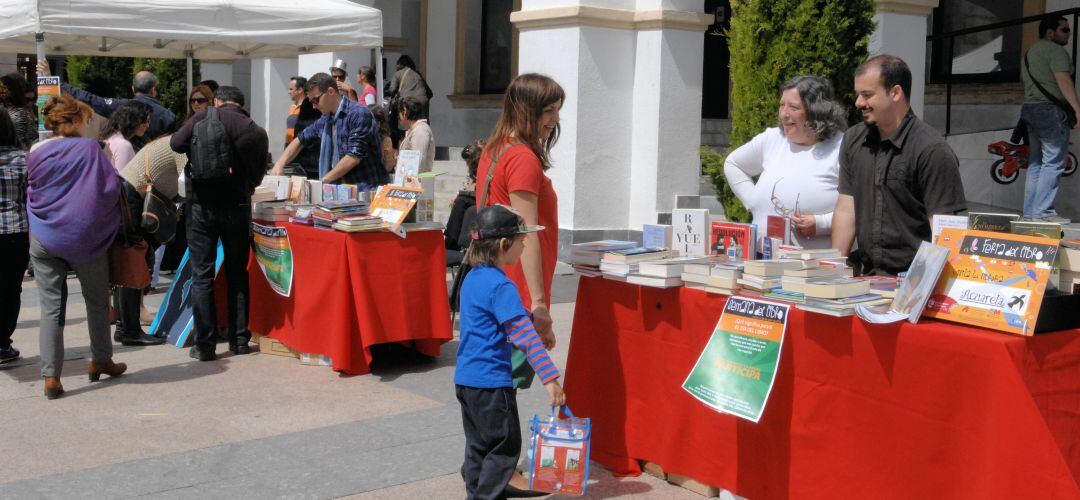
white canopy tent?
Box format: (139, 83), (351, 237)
(0, 0), (385, 99)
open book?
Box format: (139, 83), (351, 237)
(854, 241), (950, 324)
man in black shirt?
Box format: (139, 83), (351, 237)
(831, 55), (966, 276)
(171, 86), (269, 360)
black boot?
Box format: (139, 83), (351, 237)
(115, 287), (163, 345)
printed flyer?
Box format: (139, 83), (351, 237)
(252, 223), (294, 297)
(36, 76), (61, 132)
(682, 296), (790, 423)
(924, 228), (1058, 336)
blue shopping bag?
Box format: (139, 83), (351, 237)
(527, 405), (592, 496)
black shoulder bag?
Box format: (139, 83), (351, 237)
(1025, 54), (1078, 128)
(448, 144), (511, 314)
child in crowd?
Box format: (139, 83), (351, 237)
(455, 204), (565, 499)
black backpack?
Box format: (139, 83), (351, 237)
(188, 106), (234, 181)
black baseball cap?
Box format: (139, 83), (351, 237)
(472, 204), (544, 240)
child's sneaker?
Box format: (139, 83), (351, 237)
(0, 346), (20, 364)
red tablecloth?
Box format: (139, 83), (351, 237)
(563, 277), (1080, 499)
(247, 222), (452, 374)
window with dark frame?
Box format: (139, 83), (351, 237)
(927, 0), (1024, 84)
(479, 0), (513, 94)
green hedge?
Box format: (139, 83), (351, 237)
(710, 0), (876, 221)
(66, 56), (199, 118)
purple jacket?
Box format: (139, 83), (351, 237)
(27, 137), (120, 262)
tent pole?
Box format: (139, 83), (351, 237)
(186, 50), (194, 101)
(35, 32), (46, 68)
(376, 46), (384, 104)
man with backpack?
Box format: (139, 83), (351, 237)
(170, 86), (269, 361)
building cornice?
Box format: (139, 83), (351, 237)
(874, 0), (938, 17)
(510, 6), (715, 32)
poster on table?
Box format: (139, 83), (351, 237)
(252, 223), (294, 297)
(923, 228), (1058, 336)
(148, 244), (224, 347)
(36, 76), (61, 132)
(682, 296), (790, 423)
(370, 185), (422, 238)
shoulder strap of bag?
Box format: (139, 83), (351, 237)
(1025, 53), (1073, 110)
(143, 145), (153, 192)
(477, 144), (513, 212)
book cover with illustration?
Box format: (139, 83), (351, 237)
(370, 185), (422, 237)
(923, 228), (1059, 336)
(711, 221), (757, 259)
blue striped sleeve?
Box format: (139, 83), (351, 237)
(505, 314), (560, 384)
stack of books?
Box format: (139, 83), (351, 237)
(778, 261), (852, 294)
(797, 292), (891, 317)
(332, 215), (386, 233)
(288, 205), (313, 225)
(253, 201), (290, 222)
(252, 185), (281, 203)
(569, 240), (637, 276)
(681, 256), (744, 295)
(312, 200), (369, 230)
(624, 255), (707, 288)
(737, 259), (810, 292)
(600, 247), (674, 282)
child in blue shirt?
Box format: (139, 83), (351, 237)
(455, 204), (565, 499)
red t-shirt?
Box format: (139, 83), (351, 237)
(476, 143), (559, 309)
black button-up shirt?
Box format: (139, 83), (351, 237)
(838, 111), (966, 276)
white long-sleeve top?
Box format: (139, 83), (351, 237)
(723, 127), (842, 250)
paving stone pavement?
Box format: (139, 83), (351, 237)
(0, 269), (723, 499)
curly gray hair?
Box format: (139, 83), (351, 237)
(778, 75), (846, 142)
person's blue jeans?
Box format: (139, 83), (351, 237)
(1021, 102), (1071, 218)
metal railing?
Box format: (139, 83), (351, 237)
(926, 8), (1080, 136)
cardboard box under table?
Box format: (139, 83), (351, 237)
(563, 276), (1080, 499)
(247, 221), (452, 375)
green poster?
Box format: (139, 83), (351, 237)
(682, 297), (790, 422)
(252, 223), (293, 297)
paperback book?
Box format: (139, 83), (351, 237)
(853, 240), (952, 325)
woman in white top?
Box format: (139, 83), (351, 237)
(101, 100), (152, 170)
(724, 75), (846, 250)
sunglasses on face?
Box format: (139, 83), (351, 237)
(308, 91), (326, 106)
(333, 74), (346, 81)
(1063, 27), (1072, 34)
(190, 97), (208, 104)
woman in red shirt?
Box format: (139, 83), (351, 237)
(475, 73), (564, 350)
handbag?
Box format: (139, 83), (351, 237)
(140, 149), (178, 245)
(108, 190), (152, 289)
(447, 144), (537, 389)
(527, 405), (592, 496)
(1024, 54), (1078, 127)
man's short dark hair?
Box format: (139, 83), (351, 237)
(305, 73), (336, 93)
(290, 76), (307, 89)
(399, 96), (423, 120)
(214, 85), (245, 107)
(132, 72), (157, 94)
(856, 54), (912, 102)
(1040, 16), (1067, 39)
(200, 79), (220, 93)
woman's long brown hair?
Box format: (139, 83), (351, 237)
(483, 73), (565, 170)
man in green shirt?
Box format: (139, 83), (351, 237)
(1020, 15), (1080, 223)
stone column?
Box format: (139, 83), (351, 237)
(870, 0), (939, 117)
(512, 1), (713, 254)
(250, 58), (298, 159)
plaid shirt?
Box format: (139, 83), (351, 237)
(0, 147), (28, 234)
